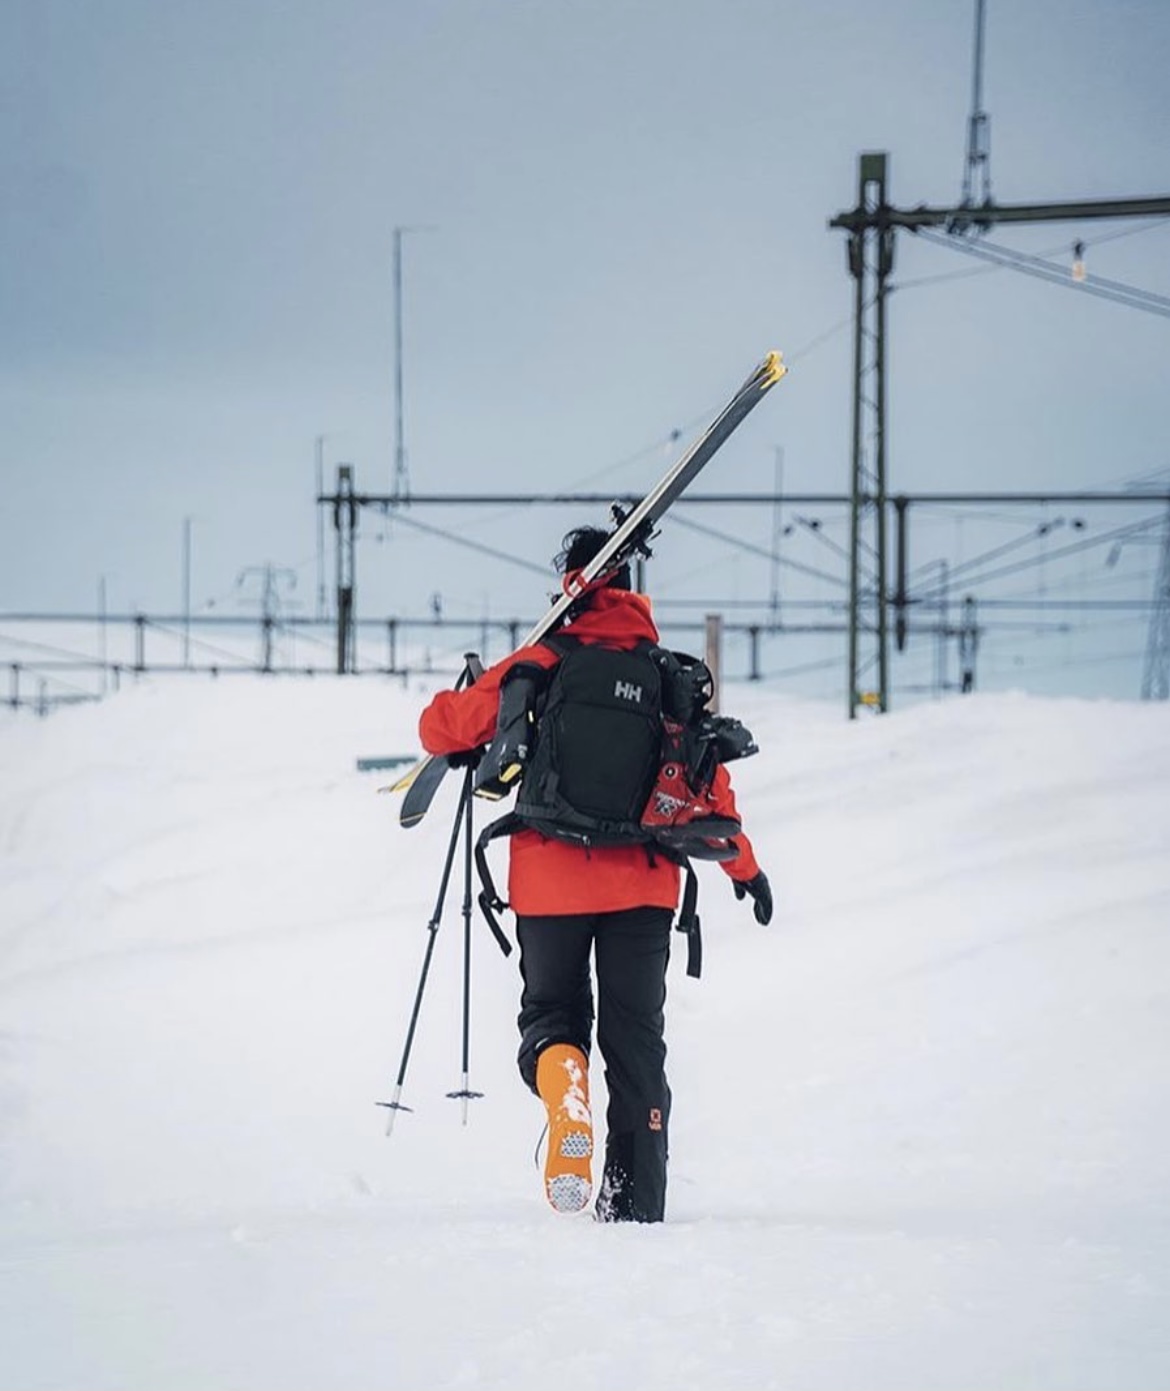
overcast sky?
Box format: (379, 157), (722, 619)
(2, 0), (1168, 695)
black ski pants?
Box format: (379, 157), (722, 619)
(516, 905), (673, 1223)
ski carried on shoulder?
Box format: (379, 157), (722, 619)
(393, 350), (787, 827)
(388, 654), (484, 826)
(395, 749), (456, 828)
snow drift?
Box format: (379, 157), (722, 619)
(1, 676), (1168, 1390)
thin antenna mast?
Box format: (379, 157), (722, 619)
(960, 0), (992, 215)
(393, 227), (407, 502)
(391, 225), (435, 503)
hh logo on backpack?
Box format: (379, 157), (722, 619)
(614, 680), (643, 703)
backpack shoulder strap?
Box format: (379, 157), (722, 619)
(540, 632), (579, 659)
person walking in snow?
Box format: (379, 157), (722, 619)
(418, 526), (772, 1223)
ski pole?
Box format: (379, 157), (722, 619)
(446, 761), (484, 1121)
(378, 765), (473, 1136)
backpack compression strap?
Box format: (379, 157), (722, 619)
(675, 860), (702, 980)
(473, 814), (519, 956)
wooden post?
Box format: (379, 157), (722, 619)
(704, 613), (723, 713)
(748, 625), (761, 681)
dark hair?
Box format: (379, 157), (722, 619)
(554, 526), (631, 590)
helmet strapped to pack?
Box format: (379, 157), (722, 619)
(473, 635), (758, 978)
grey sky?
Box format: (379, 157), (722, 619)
(2, 0), (1169, 696)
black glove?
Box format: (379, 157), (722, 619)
(446, 746), (484, 769)
(733, 870), (773, 925)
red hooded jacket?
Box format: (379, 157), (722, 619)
(418, 586), (761, 917)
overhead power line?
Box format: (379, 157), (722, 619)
(915, 227), (1170, 319)
(386, 510), (551, 578)
(667, 513), (848, 589)
(914, 515), (1163, 605)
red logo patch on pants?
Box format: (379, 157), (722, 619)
(648, 1108), (663, 1132)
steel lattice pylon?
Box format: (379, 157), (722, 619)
(830, 150), (1170, 717)
(844, 153), (894, 717)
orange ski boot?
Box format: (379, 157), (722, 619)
(536, 1043), (593, 1214)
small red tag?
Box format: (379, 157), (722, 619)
(648, 1108), (663, 1132)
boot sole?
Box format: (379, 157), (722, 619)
(545, 1128), (593, 1213)
(547, 1172), (592, 1213)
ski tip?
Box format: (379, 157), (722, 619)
(386, 756), (429, 795)
(761, 351), (787, 388)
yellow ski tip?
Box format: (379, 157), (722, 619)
(761, 351), (787, 388)
(384, 756), (429, 795)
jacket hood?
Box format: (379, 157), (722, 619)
(562, 585), (660, 645)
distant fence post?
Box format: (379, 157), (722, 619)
(334, 464), (357, 674)
(748, 625), (762, 681)
(705, 613), (723, 713)
(134, 614), (146, 673)
(960, 596), (979, 693)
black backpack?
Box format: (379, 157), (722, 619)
(473, 634), (757, 977)
(513, 635), (664, 845)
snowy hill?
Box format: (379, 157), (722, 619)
(2, 677), (1169, 1390)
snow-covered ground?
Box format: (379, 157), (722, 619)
(1, 675), (1168, 1390)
